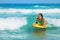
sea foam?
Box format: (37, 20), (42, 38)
(0, 17), (27, 30)
(0, 8), (60, 14)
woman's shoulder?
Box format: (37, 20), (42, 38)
(43, 18), (46, 21)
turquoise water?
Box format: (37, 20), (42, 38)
(0, 4), (60, 40)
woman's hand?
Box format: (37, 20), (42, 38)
(42, 25), (45, 28)
(35, 22), (38, 24)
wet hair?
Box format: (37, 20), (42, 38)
(38, 13), (43, 19)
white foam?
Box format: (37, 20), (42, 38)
(0, 8), (60, 14)
(34, 5), (39, 8)
(0, 17), (27, 30)
(45, 18), (60, 27)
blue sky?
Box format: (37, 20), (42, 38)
(0, 0), (60, 4)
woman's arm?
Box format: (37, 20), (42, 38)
(44, 19), (48, 25)
(42, 19), (48, 28)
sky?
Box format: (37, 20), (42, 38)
(0, 0), (60, 4)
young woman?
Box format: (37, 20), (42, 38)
(35, 13), (48, 28)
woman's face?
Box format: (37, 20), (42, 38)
(38, 15), (42, 20)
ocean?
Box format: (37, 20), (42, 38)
(0, 4), (60, 40)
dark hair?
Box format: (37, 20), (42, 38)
(38, 13), (43, 19)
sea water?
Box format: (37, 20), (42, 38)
(0, 4), (60, 40)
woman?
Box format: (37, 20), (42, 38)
(35, 13), (48, 28)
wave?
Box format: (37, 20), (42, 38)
(45, 17), (60, 27)
(0, 8), (60, 28)
(0, 8), (60, 14)
(0, 17), (27, 30)
(0, 16), (60, 31)
(34, 5), (50, 8)
(34, 5), (40, 8)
